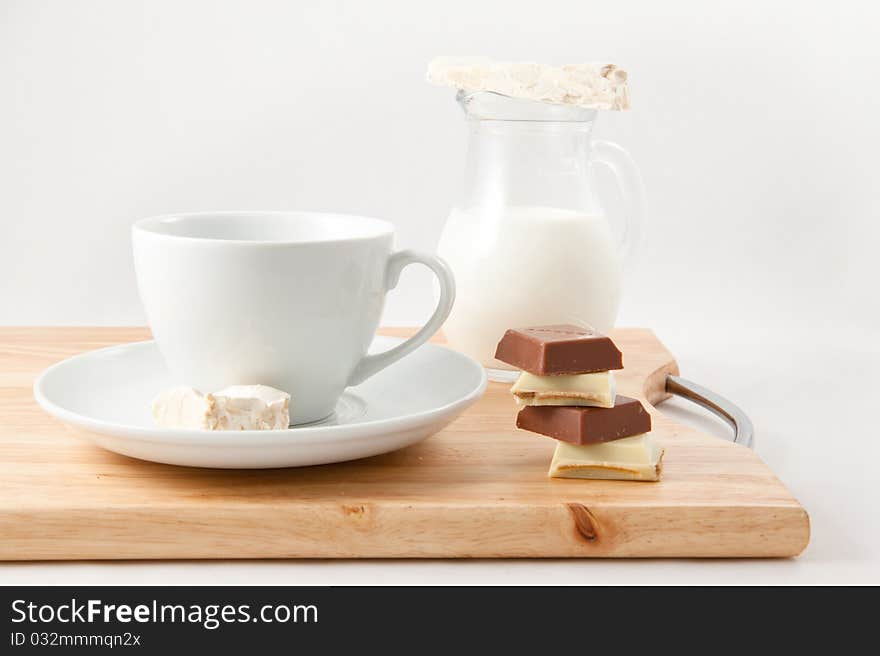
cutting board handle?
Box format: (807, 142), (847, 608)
(665, 375), (754, 448)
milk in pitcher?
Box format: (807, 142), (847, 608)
(438, 205), (620, 370)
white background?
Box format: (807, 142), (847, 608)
(1, 0), (878, 584)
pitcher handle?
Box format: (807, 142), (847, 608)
(347, 250), (456, 387)
(591, 140), (647, 269)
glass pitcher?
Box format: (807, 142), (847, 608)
(437, 90), (646, 380)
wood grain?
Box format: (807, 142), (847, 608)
(0, 327), (809, 559)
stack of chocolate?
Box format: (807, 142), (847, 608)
(495, 325), (664, 481)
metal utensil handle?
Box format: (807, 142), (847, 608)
(665, 375), (754, 449)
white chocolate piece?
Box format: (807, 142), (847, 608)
(548, 433), (664, 481)
(511, 371), (616, 408)
(152, 385), (290, 430)
(427, 57), (630, 110)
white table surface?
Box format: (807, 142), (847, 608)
(2, 318), (877, 585)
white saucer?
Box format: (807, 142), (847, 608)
(33, 336), (487, 469)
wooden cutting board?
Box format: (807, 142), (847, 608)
(0, 327), (809, 559)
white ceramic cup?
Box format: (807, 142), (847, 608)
(132, 211), (455, 425)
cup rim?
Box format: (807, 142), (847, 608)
(132, 210), (395, 245)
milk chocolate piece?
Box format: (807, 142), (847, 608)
(494, 324), (623, 375)
(549, 434), (664, 481)
(516, 395), (651, 444)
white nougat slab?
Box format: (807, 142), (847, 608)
(151, 385), (291, 430)
(427, 57), (630, 110)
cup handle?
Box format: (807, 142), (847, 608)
(590, 140), (647, 269)
(347, 250), (456, 387)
